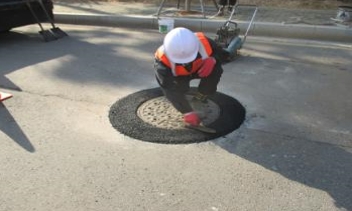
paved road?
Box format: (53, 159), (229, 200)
(1, 25), (352, 211)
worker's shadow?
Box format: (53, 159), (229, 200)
(0, 31), (50, 92)
(0, 27), (152, 153)
(0, 103), (35, 152)
(0, 31), (59, 153)
(214, 129), (352, 210)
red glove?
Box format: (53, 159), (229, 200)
(183, 112), (201, 126)
(198, 57), (216, 78)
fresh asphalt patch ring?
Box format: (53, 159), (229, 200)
(109, 87), (246, 144)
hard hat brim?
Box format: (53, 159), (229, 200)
(168, 49), (198, 64)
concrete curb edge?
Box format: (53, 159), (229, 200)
(54, 13), (352, 42)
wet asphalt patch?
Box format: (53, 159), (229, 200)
(109, 87), (246, 144)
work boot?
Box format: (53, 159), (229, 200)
(193, 92), (208, 103)
(190, 92), (210, 119)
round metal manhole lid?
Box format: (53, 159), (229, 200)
(109, 87), (246, 144)
(137, 96), (220, 130)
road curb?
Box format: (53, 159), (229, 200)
(54, 13), (352, 42)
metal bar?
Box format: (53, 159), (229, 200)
(199, 0), (205, 18)
(156, 0), (167, 18)
(36, 0), (55, 28)
(225, 1), (239, 27)
(212, 0), (219, 10)
(185, 0), (191, 11)
(25, 0), (45, 31)
(242, 6), (258, 44)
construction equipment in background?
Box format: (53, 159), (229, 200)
(331, 5), (352, 26)
(26, 0), (56, 41)
(26, 0), (67, 42)
(36, 0), (67, 38)
(214, 2), (258, 61)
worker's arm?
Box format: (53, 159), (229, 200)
(206, 36), (231, 64)
(154, 59), (193, 114)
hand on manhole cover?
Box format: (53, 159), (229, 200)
(137, 95), (220, 130)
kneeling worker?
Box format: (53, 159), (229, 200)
(154, 27), (226, 128)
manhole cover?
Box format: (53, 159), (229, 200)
(109, 87), (246, 144)
(137, 96), (220, 130)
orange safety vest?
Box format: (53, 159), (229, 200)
(155, 32), (213, 76)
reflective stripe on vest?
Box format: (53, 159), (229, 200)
(155, 32), (213, 76)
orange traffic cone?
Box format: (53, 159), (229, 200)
(0, 92), (13, 102)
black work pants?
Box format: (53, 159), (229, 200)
(156, 63), (223, 113)
(218, 0), (237, 6)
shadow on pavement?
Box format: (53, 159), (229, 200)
(0, 27), (157, 93)
(213, 39), (352, 210)
(0, 104), (35, 152)
(0, 31), (66, 91)
(0, 26), (159, 151)
(0, 32), (38, 91)
(215, 130), (352, 210)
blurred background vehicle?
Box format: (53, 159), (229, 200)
(0, 0), (53, 32)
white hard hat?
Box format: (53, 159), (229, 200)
(163, 27), (199, 64)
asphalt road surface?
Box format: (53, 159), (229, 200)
(1, 24), (352, 211)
